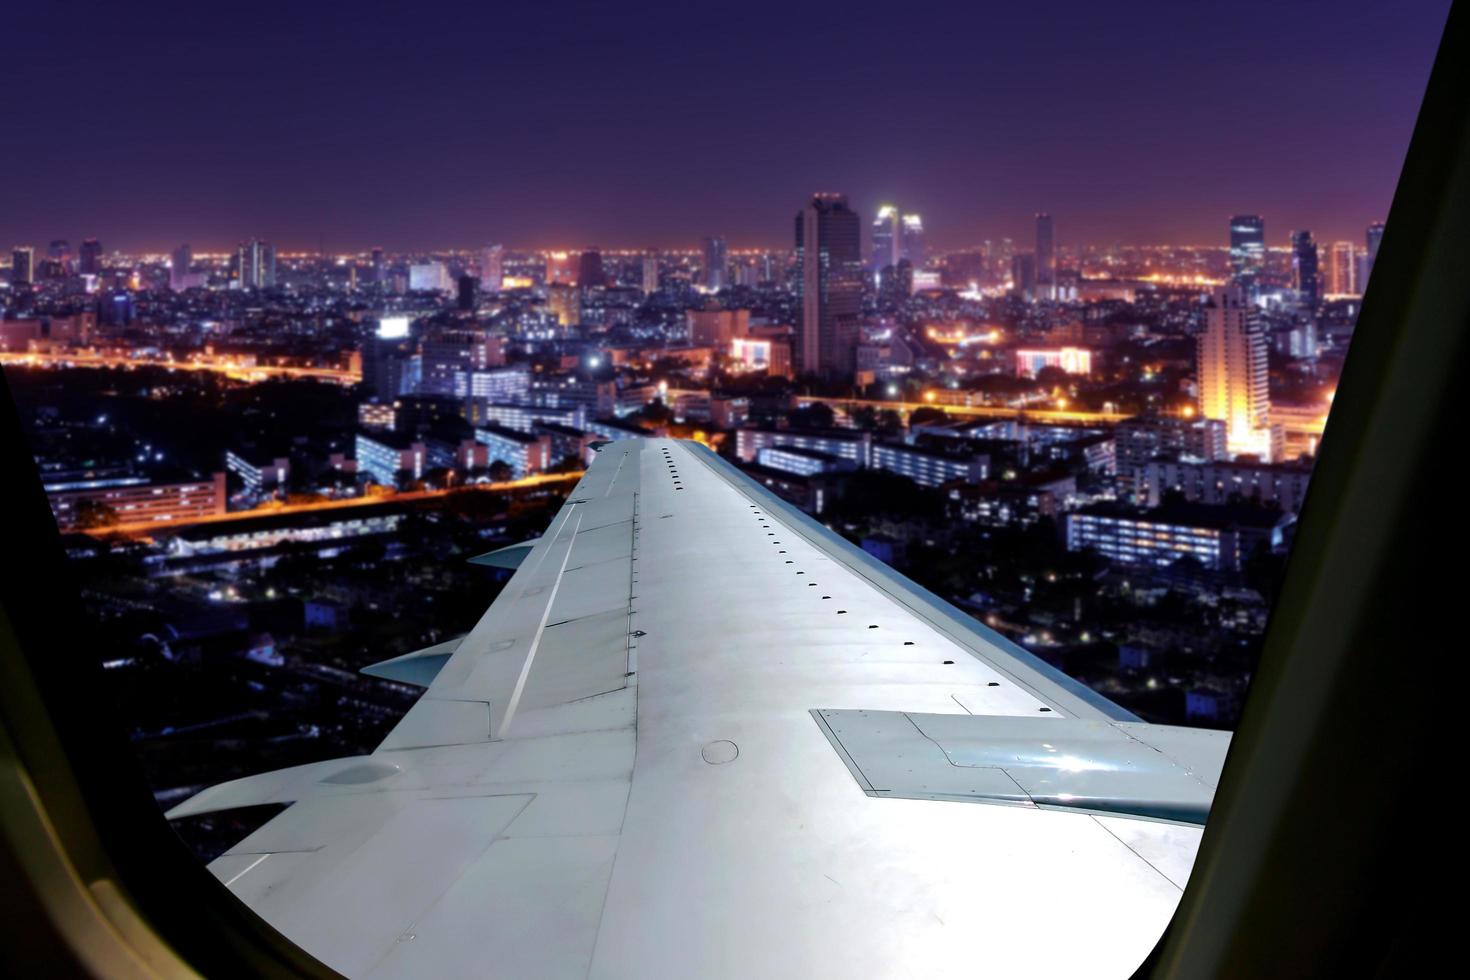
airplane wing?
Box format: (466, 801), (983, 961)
(169, 438), (1228, 979)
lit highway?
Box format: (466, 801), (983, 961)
(0, 350), (361, 385)
(98, 471), (584, 537)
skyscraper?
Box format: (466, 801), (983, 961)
(238, 239), (276, 289)
(1328, 241), (1357, 296)
(578, 250), (604, 289)
(1364, 222), (1385, 287)
(870, 206), (900, 274)
(702, 237), (728, 291)
(641, 253), (659, 295)
(1365, 222), (1385, 264)
(170, 244), (192, 290)
(1011, 253), (1037, 300)
(11, 247), (34, 286)
(481, 244), (503, 293)
(79, 239), (103, 276)
(795, 193), (863, 379)
(1291, 231), (1319, 306)
(1228, 215), (1266, 282)
(1035, 213), (1055, 301)
(371, 247), (385, 284)
(1198, 285), (1272, 459)
(901, 213), (925, 269)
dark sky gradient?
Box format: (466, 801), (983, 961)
(2, 1), (1448, 253)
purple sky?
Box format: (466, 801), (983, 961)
(1, 1), (1448, 254)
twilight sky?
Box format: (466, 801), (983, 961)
(1, 1), (1448, 254)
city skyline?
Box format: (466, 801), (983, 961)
(2, 1), (1447, 253)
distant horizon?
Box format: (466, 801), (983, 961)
(7, 217), (1392, 262)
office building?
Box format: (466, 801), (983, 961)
(547, 283), (580, 329)
(795, 193), (863, 378)
(474, 425), (551, 478)
(901, 214), (925, 268)
(1142, 457), (1314, 513)
(1035, 213), (1055, 301)
(1228, 215), (1266, 282)
(871, 443), (987, 487)
(1327, 241), (1357, 296)
(169, 244), (192, 290)
(1065, 502), (1292, 573)
(702, 237), (728, 290)
(238, 239), (276, 289)
(45, 472), (226, 530)
(355, 431), (426, 487)
(1291, 231), (1319, 306)
(641, 254), (659, 295)
(1011, 253), (1036, 299)
(686, 307), (749, 347)
(224, 451), (291, 495)
(1197, 286), (1272, 459)
(11, 247), (34, 286)
(578, 250), (604, 289)
(409, 261), (452, 293)
(371, 247), (385, 283)
(79, 239), (102, 276)
(1014, 347), (1093, 378)
(481, 244), (503, 292)
(1114, 415), (1228, 493)
(871, 205), (900, 273)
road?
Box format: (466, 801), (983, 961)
(1, 350), (360, 385)
(96, 471), (584, 537)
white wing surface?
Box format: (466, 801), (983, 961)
(170, 438), (1227, 978)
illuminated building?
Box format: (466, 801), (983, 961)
(363, 318), (418, 401)
(224, 451), (290, 495)
(547, 283), (579, 328)
(371, 246), (385, 283)
(1035, 213), (1055, 301)
(687, 307), (748, 346)
(457, 275), (478, 311)
(578, 250), (604, 289)
(901, 213), (925, 268)
(409, 261), (451, 293)
(870, 205), (899, 273)
(1228, 215), (1265, 282)
(170, 244), (192, 290)
(757, 446), (856, 477)
(1142, 457), (1314, 512)
(1291, 230), (1319, 305)
(1114, 415), (1227, 495)
(701, 237), (728, 290)
(641, 254), (659, 295)
(1197, 286), (1273, 459)
(237, 239), (276, 289)
(358, 402), (396, 430)
(481, 244), (503, 292)
(1011, 253), (1036, 300)
(11, 247), (34, 286)
(795, 193), (862, 378)
(464, 365), (530, 402)
(473, 424), (551, 478)
(736, 427), (870, 466)
(418, 329), (506, 397)
(1065, 502), (1292, 573)
(871, 443), (987, 487)
(355, 431), (426, 486)
(729, 336), (791, 378)
(1327, 241), (1357, 296)
(1363, 221), (1385, 289)
(545, 251), (577, 286)
(1013, 346), (1093, 378)
(79, 239), (102, 276)
(45, 472), (226, 530)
